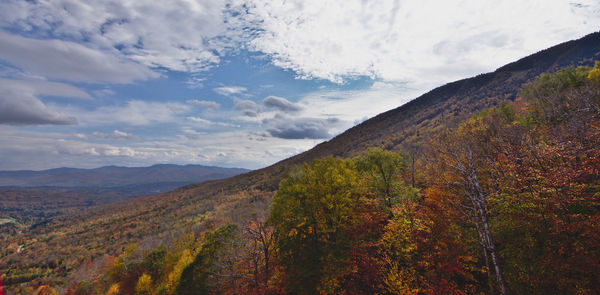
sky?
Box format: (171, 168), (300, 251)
(0, 0), (599, 171)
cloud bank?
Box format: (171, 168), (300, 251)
(264, 114), (339, 139)
(0, 0), (237, 73)
(1, 0), (600, 169)
(0, 31), (157, 83)
(243, 0), (600, 83)
(263, 96), (303, 113)
(186, 99), (221, 109)
(0, 79), (89, 125)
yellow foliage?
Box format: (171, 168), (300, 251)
(383, 259), (420, 295)
(318, 275), (341, 295)
(106, 283), (120, 295)
(587, 62), (600, 83)
(33, 285), (58, 295)
(135, 273), (152, 295)
(164, 249), (193, 294)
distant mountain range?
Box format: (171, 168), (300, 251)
(0, 164), (250, 187)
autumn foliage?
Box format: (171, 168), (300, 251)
(13, 64), (600, 294)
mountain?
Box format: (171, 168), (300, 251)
(184, 31), (600, 193)
(3, 32), (600, 292)
(0, 164), (250, 238)
(0, 164), (249, 187)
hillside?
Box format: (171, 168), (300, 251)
(3, 32), (599, 293)
(97, 63), (600, 295)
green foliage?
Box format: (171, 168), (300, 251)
(142, 246), (167, 281)
(519, 66), (596, 126)
(354, 148), (418, 207)
(268, 157), (363, 294)
(175, 224), (239, 295)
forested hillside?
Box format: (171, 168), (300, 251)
(2, 33), (599, 294)
(38, 61), (600, 295)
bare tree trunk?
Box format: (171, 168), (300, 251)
(468, 150), (507, 295)
(478, 205), (506, 295)
(411, 156), (415, 187)
(473, 211), (494, 295)
(483, 246), (494, 295)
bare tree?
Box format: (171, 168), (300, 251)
(430, 132), (508, 295)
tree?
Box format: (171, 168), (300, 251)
(164, 250), (193, 295)
(142, 246), (167, 281)
(426, 122), (509, 295)
(268, 157), (363, 295)
(379, 203), (424, 295)
(354, 148), (416, 208)
(490, 65), (600, 293)
(243, 217), (274, 289)
(175, 224), (239, 295)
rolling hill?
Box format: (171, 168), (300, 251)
(0, 164), (250, 229)
(0, 164), (249, 188)
(3, 32), (600, 293)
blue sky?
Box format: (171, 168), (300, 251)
(0, 0), (599, 170)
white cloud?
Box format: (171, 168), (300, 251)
(0, 0), (237, 73)
(0, 128), (152, 169)
(234, 99), (261, 117)
(93, 88), (116, 97)
(186, 99), (220, 109)
(214, 86), (247, 96)
(187, 116), (240, 127)
(1, 0), (600, 171)
(0, 78), (92, 99)
(0, 127), (317, 170)
(292, 81), (419, 130)
(92, 130), (139, 140)
(253, 82), (419, 140)
(263, 114), (340, 139)
(263, 95), (302, 113)
(0, 78), (90, 125)
(2, 0), (598, 86)
(72, 100), (190, 126)
(0, 30), (158, 83)
(185, 76), (207, 89)
(242, 0), (600, 84)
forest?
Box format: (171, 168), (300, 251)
(17, 62), (599, 295)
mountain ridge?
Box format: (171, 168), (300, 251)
(177, 31), (600, 193)
(0, 164), (250, 187)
